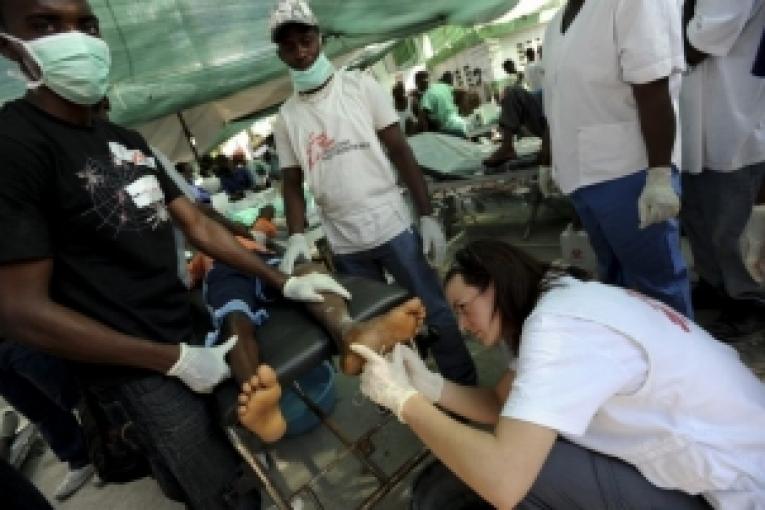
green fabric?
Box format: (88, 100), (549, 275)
(0, 0), (515, 127)
(420, 82), (465, 134)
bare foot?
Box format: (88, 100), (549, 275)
(237, 365), (287, 443)
(341, 297), (427, 375)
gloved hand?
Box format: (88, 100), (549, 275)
(279, 233), (312, 274)
(638, 167), (680, 229)
(166, 335), (237, 393)
(420, 215), (446, 266)
(399, 345), (444, 403)
(351, 344), (419, 423)
(742, 205), (765, 284)
(538, 165), (555, 198)
(282, 272), (351, 303)
(250, 230), (268, 245)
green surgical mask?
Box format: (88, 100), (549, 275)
(289, 52), (334, 93)
(1, 31), (111, 106)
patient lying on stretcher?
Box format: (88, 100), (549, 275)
(188, 237), (426, 443)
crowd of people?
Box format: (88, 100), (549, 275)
(0, 0), (762, 509)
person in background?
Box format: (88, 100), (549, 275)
(270, 0), (477, 386)
(251, 205), (278, 241)
(539, 0), (692, 317)
(415, 70), (467, 138)
(392, 81), (417, 135)
(0, 341), (95, 500)
(679, 0), (765, 339)
(354, 239), (763, 509)
(482, 58), (546, 167)
(524, 46), (544, 94)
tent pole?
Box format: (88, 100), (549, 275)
(176, 111), (201, 164)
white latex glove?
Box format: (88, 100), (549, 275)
(420, 215), (446, 266)
(279, 233), (311, 274)
(638, 167), (680, 229)
(166, 335), (237, 393)
(742, 205), (765, 284)
(282, 272), (351, 303)
(399, 345), (444, 403)
(250, 230), (267, 245)
(351, 344), (419, 423)
(538, 165), (555, 198)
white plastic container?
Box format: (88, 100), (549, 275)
(560, 223), (599, 276)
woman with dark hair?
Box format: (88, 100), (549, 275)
(352, 239), (765, 509)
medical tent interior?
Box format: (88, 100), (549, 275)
(0, 0), (544, 161)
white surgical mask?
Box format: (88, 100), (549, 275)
(289, 52), (334, 93)
(0, 31), (111, 105)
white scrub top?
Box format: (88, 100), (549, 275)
(685, 0), (765, 173)
(502, 277), (765, 508)
(542, 0), (685, 194)
(274, 70), (411, 255)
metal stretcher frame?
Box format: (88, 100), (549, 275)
(214, 275), (432, 509)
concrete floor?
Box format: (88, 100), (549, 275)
(11, 192), (765, 509)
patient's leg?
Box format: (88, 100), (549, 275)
(294, 263), (427, 375)
(223, 312), (286, 443)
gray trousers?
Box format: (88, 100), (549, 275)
(411, 439), (711, 510)
(681, 162), (765, 304)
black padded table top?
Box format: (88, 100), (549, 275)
(255, 275), (410, 385)
(214, 275), (411, 423)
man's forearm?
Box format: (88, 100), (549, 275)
(379, 125), (433, 216)
(188, 214), (287, 290)
(199, 203), (251, 238)
(632, 78), (675, 168)
(4, 300), (179, 373)
(282, 167), (307, 234)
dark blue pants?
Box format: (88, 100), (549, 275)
(0, 342), (89, 469)
(88, 375), (260, 510)
(570, 169), (693, 318)
(334, 227), (477, 385)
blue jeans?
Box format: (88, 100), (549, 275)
(334, 227), (476, 385)
(89, 375), (260, 510)
(0, 341), (89, 469)
(570, 169), (692, 318)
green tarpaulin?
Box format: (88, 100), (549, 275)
(0, 0), (515, 130)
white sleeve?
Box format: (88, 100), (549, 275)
(615, 0), (685, 84)
(501, 314), (648, 436)
(688, 0), (759, 57)
(360, 74), (400, 131)
(150, 146), (195, 201)
(272, 114), (300, 169)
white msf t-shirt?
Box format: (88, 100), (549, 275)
(683, 0), (765, 173)
(502, 277), (765, 508)
(542, 0), (685, 194)
(274, 70), (411, 254)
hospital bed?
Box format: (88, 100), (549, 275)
(213, 275), (431, 509)
(407, 132), (560, 239)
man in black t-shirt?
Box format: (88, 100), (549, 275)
(0, 1), (349, 508)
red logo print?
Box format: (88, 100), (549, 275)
(307, 132), (335, 170)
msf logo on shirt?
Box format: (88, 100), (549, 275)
(307, 132), (335, 171)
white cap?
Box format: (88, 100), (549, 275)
(269, 0), (319, 42)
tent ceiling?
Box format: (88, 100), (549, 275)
(0, 0), (516, 160)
